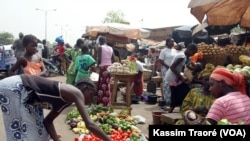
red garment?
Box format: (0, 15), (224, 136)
(211, 67), (246, 94)
(96, 65), (111, 106)
(57, 45), (65, 55)
(131, 71), (144, 97)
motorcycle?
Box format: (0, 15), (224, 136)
(43, 54), (65, 77)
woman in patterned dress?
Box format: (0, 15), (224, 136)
(96, 36), (115, 106)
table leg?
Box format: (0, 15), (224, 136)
(111, 78), (119, 104)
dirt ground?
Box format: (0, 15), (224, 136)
(0, 75), (166, 141)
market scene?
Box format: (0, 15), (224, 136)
(1, 0), (250, 141)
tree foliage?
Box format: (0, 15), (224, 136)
(0, 32), (14, 45)
(102, 10), (129, 24)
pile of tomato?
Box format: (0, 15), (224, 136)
(76, 128), (141, 141)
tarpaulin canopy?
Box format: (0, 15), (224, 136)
(85, 23), (151, 39)
(171, 25), (211, 47)
(189, 0), (250, 28)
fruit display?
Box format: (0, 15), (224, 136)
(239, 55), (250, 66)
(225, 64), (250, 77)
(66, 105), (146, 141)
(196, 42), (250, 65)
(217, 119), (244, 125)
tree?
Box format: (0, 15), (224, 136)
(102, 10), (129, 24)
(0, 32), (15, 45)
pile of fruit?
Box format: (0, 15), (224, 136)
(225, 64), (250, 77)
(217, 119), (244, 125)
(66, 105), (145, 141)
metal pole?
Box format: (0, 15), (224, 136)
(36, 8), (56, 40)
(45, 12), (47, 40)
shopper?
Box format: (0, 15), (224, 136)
(0, 74), (112, 141)
(75, 45), (96, 83)
(96, 36), (115, 106)
(165, 43), (198, 113)
(158, 37), (175, 105)
(64, 38), (84, 85)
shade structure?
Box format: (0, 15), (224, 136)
(85, 23), (151, 39)
(189, 0), (250, 28)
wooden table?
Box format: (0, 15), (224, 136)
(111, 73), (137, 115)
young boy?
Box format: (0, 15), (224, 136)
(75, 45), (96, 83)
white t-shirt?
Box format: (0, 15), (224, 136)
(158, 48), (175, 67)
(136, 60), (144, 72)
(37, 43), (44, 57)
(164, 50), (186, 84)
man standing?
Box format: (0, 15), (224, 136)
(37, 39), (44, 57)
(42, 39), (49, 59)
(12, 32), (25, 59)
(11, 32), (25, 74)
(158, 37), (175, 106)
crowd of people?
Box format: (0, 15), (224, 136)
(156, 37), (250, 125)
(1, 31), (250, 141)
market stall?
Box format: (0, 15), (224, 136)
(67, 105), (147, 141)
(197, 42), (250, 66)
(65, 56), (149, 140)
(85, 23), (151, 60)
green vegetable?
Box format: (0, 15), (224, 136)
(66, 108), (80, 120)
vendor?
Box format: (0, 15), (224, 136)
(123, 54), (144, 104)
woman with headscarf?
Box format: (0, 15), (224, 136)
(205, 67), (250, 125)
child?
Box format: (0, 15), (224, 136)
(8, 34), (46, 76)
(75, 45), (96, 83)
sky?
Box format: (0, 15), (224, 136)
(0, 0), (199, 45)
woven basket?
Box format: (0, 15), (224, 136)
(143, 70), (152, 81)
(203, 54), (227, 66)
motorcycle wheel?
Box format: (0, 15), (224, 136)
(59, 66), (65, 76)
(44, 65), (51, 77)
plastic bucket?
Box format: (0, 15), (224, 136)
(152, 111), (167, 125)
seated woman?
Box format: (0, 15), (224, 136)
(175, 74), (215, 125)
(183, 67), (250, 125)
(206, 67), (250, 125)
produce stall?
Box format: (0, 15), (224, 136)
(66, 105), (147, 141)
(66, 56), (148, 141)
(197, 42), (250, 66)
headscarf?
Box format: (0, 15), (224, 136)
(210, 67), (246, 94)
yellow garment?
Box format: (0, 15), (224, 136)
(175, 88), (214, 125)
(198, 63), (215, 79)
(180, 88), (214, 115)
(23, 60), (43, 75)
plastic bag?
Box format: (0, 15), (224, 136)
(127, 56), (137, 73)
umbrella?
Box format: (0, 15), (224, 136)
(85, 23), (151, 39)
(188, 0), (250, 28)
(171, 25), (210, 47)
